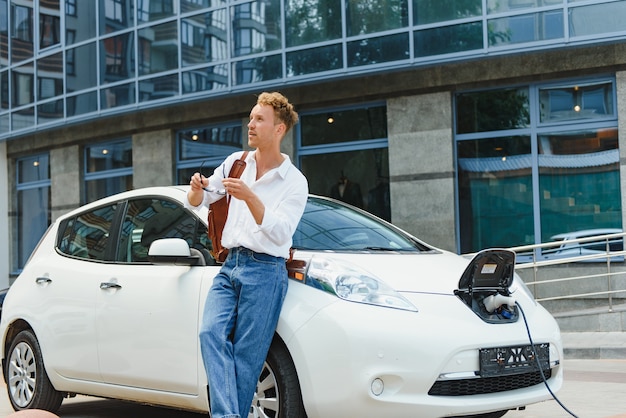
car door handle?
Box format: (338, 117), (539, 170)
(36, 277), (52, 284)
(100, 282), (122, 290)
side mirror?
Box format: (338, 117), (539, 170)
(148, 238), (205, 266)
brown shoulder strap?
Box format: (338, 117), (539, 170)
(226, 151), (249, 205)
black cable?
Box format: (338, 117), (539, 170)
(516, 300), (579, 418)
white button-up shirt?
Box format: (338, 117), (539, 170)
(186, 151), (308, 259)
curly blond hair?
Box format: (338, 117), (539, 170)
(257, 92), (299, 132)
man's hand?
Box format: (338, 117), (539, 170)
(188, 172), (208, 206)
(222, 178), (265, 225)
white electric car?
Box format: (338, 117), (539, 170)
(0, 186), (563, 418)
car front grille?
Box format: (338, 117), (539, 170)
(428, 368), (552, 396)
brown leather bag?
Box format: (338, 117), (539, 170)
(207, 151), (249, 262)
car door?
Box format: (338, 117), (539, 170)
(95, 197), (215, 395)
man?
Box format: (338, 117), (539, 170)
(186, 92), (308, 418)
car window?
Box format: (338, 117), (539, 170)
(294, 197), (427, 251)
(116, 198), (207, 263)
(57, 204), (118, 260)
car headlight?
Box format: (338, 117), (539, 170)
(305, 256), (418, 312)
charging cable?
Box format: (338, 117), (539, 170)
(516, 300), (579, 418)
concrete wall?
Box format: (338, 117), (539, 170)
(50, 145), (81, 221)
(387, 92), (456, 252)
(132, 129), (175, 188)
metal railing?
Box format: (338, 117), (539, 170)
(468, 231), (626, 313)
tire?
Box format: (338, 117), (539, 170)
(5, 330), (63, 413)
(249, 337), (307, 418)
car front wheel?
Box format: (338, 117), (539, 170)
(5, 330), (63, 413)
(250, 337), (306, 418)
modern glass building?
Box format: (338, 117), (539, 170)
(1, 0), (626, 286)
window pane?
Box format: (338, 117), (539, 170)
(67, 91), (98, 117)
(487, 0), (562, 14)
(413, 0), (481, 25)
(0, 70), (7, 110)
(39, 13), (60, 49)
(301, 105), (387, 146)
(287, 44), (342, 77)
(139, 73), (178, 102)
(539, 81), (614, 123)
(181, 0), (226, 13)
(117, 198), (204, 263)
(457, 136), (534, 253)
(137, 0), (177, 23)
(488, 11), (564, 46)
(181, 9), (228, 66)
(415, 22), (483, 57)
(300, 148), (390, 220)
(232, 54), (281, 86)
(12, 63), (34, 106)
(139, 21), (178, 75)
(347, 33), (409, 67)
(58, 204), (117, 260)
(11, 4), (33, 63)
(18, 154), (50, 182)
(346, 0), (408, 36)
(65, 0), (96, 44)
(18, 187), (50, 267)
(0, 1), (7, 68)
(100, 0), (134, 35)
(66, 42), (97, 92)
(285, 0), (342, 47)
(101, 82), (135, 109)
(37, 98), (63, 124)
(101, 32), (135, 83)
(86, 140), (132, 172)
(12, 106), (34, 130)
(0, 114), (8, 134)
(38, 52), (63, 99)
(182, 64), (229, 94)
(178, 125), (242, 161)
(538, 128), (621, 243)
(569, 2), (626, 38)
(456, 88), (529, 134)
(232, 0), (281, 57)
(85, 175), (132, 202)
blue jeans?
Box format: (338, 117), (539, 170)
(200, 247), (288, 418)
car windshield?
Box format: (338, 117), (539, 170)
(293, 197), (428, 252)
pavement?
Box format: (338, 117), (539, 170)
(1, 334), (625, 417)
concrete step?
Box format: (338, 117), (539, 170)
(561, 331), (626, 359)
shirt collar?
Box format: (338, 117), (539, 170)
(248, 150), (292, 179)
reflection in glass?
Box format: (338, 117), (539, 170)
(457, 136), (534, 253)
(347, 33), (409, 67)
(232, 0), (281, 57)
(38, 52), (63, 99)
(37, 99), (63, 124)
(137, 0), (177, 23)
(413, 0), (481, 25)
(415, 22), (482, 57)
(178, 124), (242, 161)
(0, 1), (7, 68)
(1, 70), (9, 110)
(65, 0), (96, 44)
(100, 0), (134, 35)
(181, 0), (226, 13)
(300, 148), (390, 220)
(285, 0), (342, 47)
(346, 0), (408, 36)
(182, 64), (229, 94)
(85, 175), (133, 203)
(569, 2), (626, 38)
(18, 153), (50, 182)
(101, 32), (135, 83)
(12, 63), (34, 106)
(11, 3), (33, 63)
(86, 139), (132, 173)
(300, 105), (387, 147)
(456, 88), (529, 134)
(181, 9), (228, 66)
(12, 107), (34, 130)
(0, 115), (8, 134)
(101, 82), (135, 109)
(538, 129), (621, 242)
(67, 91), (98, 117)
(488, 0), (563, 14)
(18, 186), (50, 268)
(139, 21), (178, 75)
(39, 13), (60, 49)
(66, 42), (97, 92)
(539, 81), (613, 123)
(139, 74), (179, 102)
(488, 11), (563, 46)
(287, 44), (342, 77)
(233, 55), (281, 85)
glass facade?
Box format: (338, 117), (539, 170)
(1, 0), (625, 140)
(456, 78), (620, 255)
(84, 138), (133, 203)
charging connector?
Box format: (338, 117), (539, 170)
(483, 293), (516, 313)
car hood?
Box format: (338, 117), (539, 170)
(297, 250), (471, 295)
